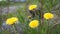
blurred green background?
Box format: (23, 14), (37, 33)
(0, 0), (60, 34)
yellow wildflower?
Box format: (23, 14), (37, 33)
(29, 5), (37, 10)
(44, 13), (54, 19)
(6, 17), (18, 25)
(29, 20), (39, 28)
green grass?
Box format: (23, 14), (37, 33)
(0, 0), (60, 34)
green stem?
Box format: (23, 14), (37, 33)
(13, 25), (18, 34)
(46, 20), (49, 34)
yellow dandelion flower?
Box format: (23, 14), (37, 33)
(29, 5), (37, 10)
(44, 13), (54, 19)
(29, 20), (39, 28)
(6, 17), (18, 25)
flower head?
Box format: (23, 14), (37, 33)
(6, 17), (18, 25)
(44, 13), (54, 19)
(29, 20), (39, 28)
(29, 5), (37, 10)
